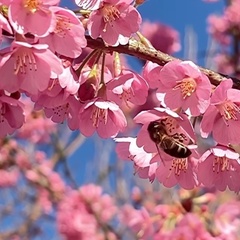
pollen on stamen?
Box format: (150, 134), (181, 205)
(101, 4), (121, 31)
(24, 0), (39, 13)
(220, 101), (240, 122)
(213, 156), (230, 173)
(169, 158), (188, 177)
(91, 108), (108, 127)
(14, 50), (37, 74)
(55, 15), (71, 36)
(174, 77), (197, 99)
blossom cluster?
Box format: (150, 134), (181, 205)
(116, 59), (240, 192)
(57, 184), (240, 240)
(0, 0), (142, 138)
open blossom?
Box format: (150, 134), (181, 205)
(157, 60), (211, 116)
(155, 153), (198, 190)
(106, 69), (149, 106)
(40, 7), (87, 58)
(134, 108), (196, 156)
(0, 41), (63, 95)
(8, 0), (59, 37)
(87, 0), (142, 46)
(197, 146), (240, 192)
(75, 0), (102, 10)
(78, 98), (127, 138)
(35, 82), (81, 131)
(115, 137), (158, 182)
(200, 79), (240, 145)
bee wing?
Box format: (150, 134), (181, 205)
(155, 143), (166, 166)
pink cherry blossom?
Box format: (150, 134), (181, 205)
(75, 0), (102, 10)
(158, 60), (211, 116)
(207, 14), (230, 45)
(0, 92), (25, 137)
(134, 108), (196, 156)
(155, 154), (198, 190)
(115, 137), (153, 167)
(35, 82), (81, 130)
(197, 146), (240, 192)
(142, 61), (162, 89)
(87, 0), (142, 46)
(115, 137), (158, 181)
(40, 7), (87, 58)
(0, 41), (63, 95)
(0, 13), (12, 43)
(57, 185), (116, 240)
(78, 98), (127, 138)
(58, 64), (80, 95)
(8, 0), (59, 37)
(174, 213), (215, 240)
(0, 169), (19, 187)
(200, 79), (240, 145)
(120, 205), (154, 239)
(215, 201), (240, 238)
(106, 69), (149, 106)
(16, 99), (56, 143)
(141, 20), (181, 54)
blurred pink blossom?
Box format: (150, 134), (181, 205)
(141, 20), (181, 54)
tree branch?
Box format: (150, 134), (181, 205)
(86, 36), (240, 90)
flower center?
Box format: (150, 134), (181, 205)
(14, 48), (37, 75)
(55, 15), (71, 36)
(174, 77), (197, 99)
(24, 0), (39, 13)
(218, 101), (240, 123)
(168, 158), (188, 177)
(213, 156), (230, 173)
(91, 107), (107, 127)
(101, 4), (120, 32)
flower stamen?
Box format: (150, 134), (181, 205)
(213, 156), (230, 173)
(174, 77), (197, 99)
(167, 158), (188, 178)
(101, 4), (120, 32)
(219, 101), (240, 123)
(14, 50), (37, 74)
(91, 108), (107, 127)
(24, 0), (39, 13)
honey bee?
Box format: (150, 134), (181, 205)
(147, 120), (192, 159)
